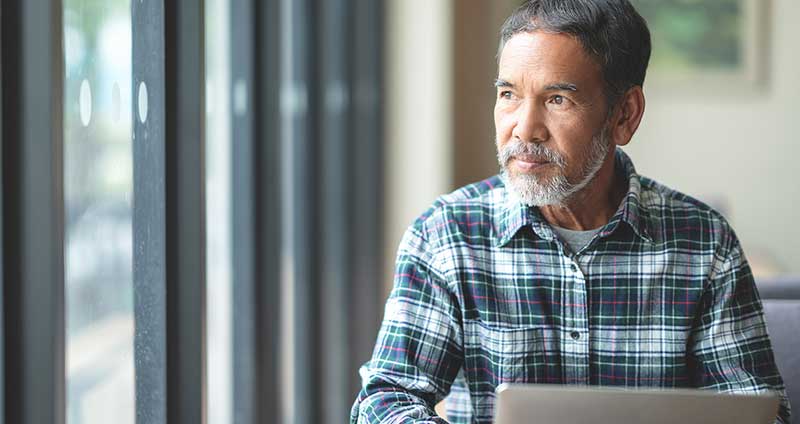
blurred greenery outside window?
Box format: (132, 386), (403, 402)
(63, 0), (135, 423)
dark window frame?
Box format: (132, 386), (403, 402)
(1, 1), (67, 424)
(164, 1), (207, 422)
(347, 0), (386, 400)
(253, 1), (282, 422)
(133, 0), (208, 422)
(0, 1), (5, 420)
(230, 0), (284, 422)
(230, 0), (259, 422)
(280, 0), (319, 422)
(132, 0), (168, 422)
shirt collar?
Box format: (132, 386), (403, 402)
(494, 148), (653, 247)
(494, 184), (535, 247)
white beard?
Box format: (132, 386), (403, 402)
(497, 128), (611, 207)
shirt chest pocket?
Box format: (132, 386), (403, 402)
(464, 320), (554, 385)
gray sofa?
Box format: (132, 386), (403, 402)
(758, 276), (800, 422)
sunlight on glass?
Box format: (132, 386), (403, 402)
(63, 0), (135, 423)
(205, 0), (234, 422)
(138, 81), (148, 124)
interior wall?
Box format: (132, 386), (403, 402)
(383, 0), (523, 296)
(384, 0), (454, 295)
(451, 0), (518, 189)
(625, 0), (800, 277)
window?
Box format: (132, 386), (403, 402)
(205, 0), (234, 421)
(63, 1), (135, 422)
(0, 8), (4, 421)
(2, 1), (386, 423)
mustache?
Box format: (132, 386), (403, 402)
(497, 139), (566, 168)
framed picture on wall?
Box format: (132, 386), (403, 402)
(629, 0), (771, 90)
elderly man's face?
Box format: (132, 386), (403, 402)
(495, 31), (612, 206)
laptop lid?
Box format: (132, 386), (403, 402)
(494, 384), (779, 424)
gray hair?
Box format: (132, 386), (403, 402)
(498, 0), (652, 105)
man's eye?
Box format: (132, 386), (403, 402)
(547, 95), (573, 109)
(499, 91), (513, 100)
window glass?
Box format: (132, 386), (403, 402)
(205, 0), (234, 422)
(63, 1), (135, 423)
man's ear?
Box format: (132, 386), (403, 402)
(609, 86), (645, 147)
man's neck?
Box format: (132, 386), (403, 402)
(538, 154), (626, 231)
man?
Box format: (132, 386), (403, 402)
(351, 0), (790, 423)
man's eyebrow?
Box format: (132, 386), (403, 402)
(493, 79), (579, 92)
(544, 82), (579, 92)
(494, 78), (513, 88)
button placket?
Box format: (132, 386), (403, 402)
(561, 253), (590, 383)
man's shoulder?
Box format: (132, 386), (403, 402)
(638, 175), (722, 217)
(637, 175), (737, 245)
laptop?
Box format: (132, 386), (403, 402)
(494, 384), (780, 424)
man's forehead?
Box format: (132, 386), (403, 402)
(497, 31), (601, 84)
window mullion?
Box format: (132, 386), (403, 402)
(132, 0), (168, 422)
(229, 0), (258, 423)
(348, 0), (385, 400)
(1, 1), (66, 423)
(164, 0), (208, 423)
(254, 0), (282, 422)
(318, 0), (351, 421)
(279, 0), (319, 422)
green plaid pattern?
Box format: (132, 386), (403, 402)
(351, 149), (789, 423)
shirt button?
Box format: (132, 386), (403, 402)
(570, 331), (581, 341)
(571, 263), (580, 273)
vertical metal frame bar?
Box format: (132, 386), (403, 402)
(230, 0), (257, 422)
(133, 0), (208, 423)
(318, 0), (352, 420)
(280, 0), (319, 422)
(0, 3), (5, 421)
(254, 0), (282, 422)
(1, 1), (65, 423)
(224, 0), (385, 421)
(348, 0), (385, 398)
(132, 0), (168, 422)
(164, 0), (207, 423)
(277, 0), (386, 421)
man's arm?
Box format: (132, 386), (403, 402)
(689, 236), (791, 424)
(350, 225), (464, 423)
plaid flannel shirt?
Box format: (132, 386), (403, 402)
(351, 149), (790, 423)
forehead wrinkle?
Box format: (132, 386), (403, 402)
(497, 33), (603, 98)
(495, 70), (582, 94)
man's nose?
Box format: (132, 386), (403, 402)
(511, 100), (549, 143)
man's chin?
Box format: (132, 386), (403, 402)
(504, 169), (550, 187)
(503, 174), (567, 207)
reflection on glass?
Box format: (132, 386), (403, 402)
(137, 81), (148, 124)
(205, 0), (234, 422)
(63, 1), (135, 423)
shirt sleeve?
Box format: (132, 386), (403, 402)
(350, 224), (464, 423)
(688, 236), (791, 424)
